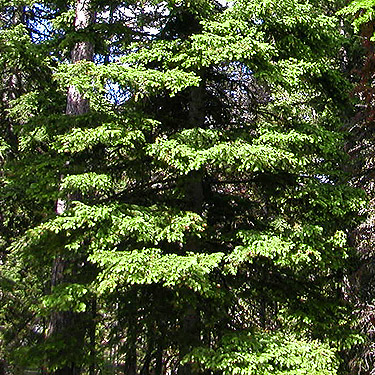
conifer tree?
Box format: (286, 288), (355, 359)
(1, 0), (365, 374)
(47, 0), (95, 374)
(337, 1), (375, 373)
(0, 2), (65, 372)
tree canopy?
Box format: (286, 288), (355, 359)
(0, 0), (370, 374)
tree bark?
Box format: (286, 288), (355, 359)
(48, 1), (95, 374)
(178, 78), (206, 375)
(66, 0), (95, 116)
(124, 346), (137, 375)
(346, 19), (375, 375)
(88, 298), (97, 375)
(154, 342), (163, 375)
(1, 6), (25, 153)
(0, 6), (25, 373)
(0, 359), (5, 375)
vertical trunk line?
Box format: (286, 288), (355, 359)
(0, 7), (25, 373)
(88, 298), (97, 375)
(66, 0), (95, 116)
(179, 76), (206, 375)
(1, 6), (25, 154)
(48, 1), (95, 374)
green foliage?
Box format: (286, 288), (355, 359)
(54, 61), (201, 101)
(91, 249), (224, 296)
(53, 124), (145, 154)
(339, 0), (375, 34)
(42, 283), (90, 313)
(0, 0), (365, 373)
(149, 135), (305, 174)
(186, 331), (339, 375)
(60, 172), (113, 195)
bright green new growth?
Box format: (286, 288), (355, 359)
(339, 0), (375, 35)
(186, 332), (339, 375)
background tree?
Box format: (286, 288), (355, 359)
(0, 2), (67, 373)
(337, 1), (375, 373)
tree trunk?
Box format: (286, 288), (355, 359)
(346, 19), (375, 375)
(88, 298), (97, 375)
(66, 0), (95, 115)
(124, 346), (137, 375)
(48, 1), (95, 374)
(0, 360), (5, 375)
(154, 342), (163, 375)
(1, 6), (24, 153)
(0, 6), (25, 373)
(178, 78), (206, 375)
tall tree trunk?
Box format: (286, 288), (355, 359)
(124, 345), (137, 375)
(48, 1), (95, 374)
(0, 360), (5, 375)
(1, 6), (24, 154)
(344, 18), (375, 375)
(66, 0), (95, 115)
(154, 342), (163, 375)
(88, 298), (97, 375)
(0, 5), (25, 373)
(178, 78), (206, 375)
